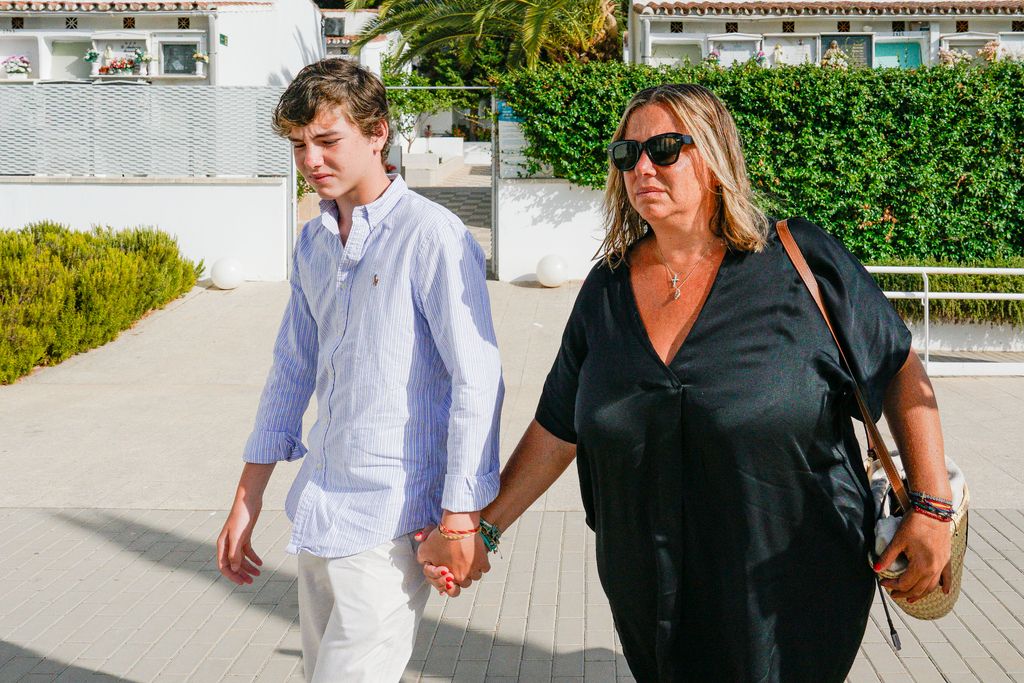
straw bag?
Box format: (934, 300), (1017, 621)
(776, 220), (969, 625)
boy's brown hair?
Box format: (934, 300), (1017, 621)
(272, 58), (393, 167)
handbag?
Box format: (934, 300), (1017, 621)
(776, 219), (969, 626)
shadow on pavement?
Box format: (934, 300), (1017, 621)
(0, 640), (133, 682)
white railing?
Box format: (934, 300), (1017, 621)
(866, 266), (1024, 376)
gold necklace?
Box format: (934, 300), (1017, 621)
(653, 237), (716, 301)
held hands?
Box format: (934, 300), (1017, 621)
(875, 510), (952, 602)
(416, 516), (490, 598)
(216, 494), (264, 585)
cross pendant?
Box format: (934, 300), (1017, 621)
(670, 274), (680, 288)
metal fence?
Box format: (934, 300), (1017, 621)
(0, 85), (290, 177)
(867, 266), (1024, 376)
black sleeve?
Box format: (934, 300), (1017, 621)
(534, 268), (602, 444)
(787, 218), (913, 422)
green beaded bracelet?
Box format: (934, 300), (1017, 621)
(480, 518), (502, 553)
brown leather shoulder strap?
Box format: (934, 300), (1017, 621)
(776, 219), (911, 513)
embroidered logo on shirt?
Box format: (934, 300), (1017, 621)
(372, 274), (380, 286)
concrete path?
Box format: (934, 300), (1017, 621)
(1, 282), (1023, 682)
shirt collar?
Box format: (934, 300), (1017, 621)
(317, 173), (408, 237)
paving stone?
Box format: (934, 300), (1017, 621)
(845, 656), (880, 683)
(452, 659), (488, 683)
(922, 641), (972, 675)
(487, 645), (523, 677)
(898, 657), (946, 683)
(518, 659), (553, 682)
(552, 650), (584, 677)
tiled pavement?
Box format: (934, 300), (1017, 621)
(2, 281), (1024, 682)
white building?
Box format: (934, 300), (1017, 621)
(322, 8), (398, 75)
(627, 0), (1024, 68)
(0, 0), (322, 84)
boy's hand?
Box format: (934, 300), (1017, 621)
(216, 495), (264, 585)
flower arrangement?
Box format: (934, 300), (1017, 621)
(977, 40), (1003, 63)
(84, 49), (100, 63)
(134, 48), (155, 63)
(2, 55), (31, 75)
(703, 49), (721, 66)
(193, 51), (209, 63)
(938, 47), (972, 67)
(107, 57), (134, 73)
(753, 50), (767, 67)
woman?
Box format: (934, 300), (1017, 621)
(425, 84), (952, 682)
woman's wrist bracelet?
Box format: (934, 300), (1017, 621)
(909, 490), (954, 522)
(438, 522), (480, 540)
(912, 507), (953, 523)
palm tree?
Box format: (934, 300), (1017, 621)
(348, 0), (620, 71)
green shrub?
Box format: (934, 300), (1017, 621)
(497, 62), (1024, 263)
(868, 257), (1024, 326)
(0, 222), (203, 384)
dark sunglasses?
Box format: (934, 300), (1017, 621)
(607, 132), (694, 172)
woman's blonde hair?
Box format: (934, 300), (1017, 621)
(599, 83), (767, 265)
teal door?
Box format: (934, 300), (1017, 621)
(875, 42), (922, 68)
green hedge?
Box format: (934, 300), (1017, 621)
(0, 222), (203, 384)
(868, 257), (1024, 326)
(497, 62), (1024, 263)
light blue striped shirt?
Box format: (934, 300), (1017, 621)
(243, 175), (504, 558)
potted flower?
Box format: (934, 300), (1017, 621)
(3, 55), (31, 80)
(134, 49), (155, 76)
(192, 50), (209, 77)
(84, 48), (101, 76)
(703, 49), (721, 67)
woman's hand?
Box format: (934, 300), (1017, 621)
(878, 351), (952, 603)
(875, 511), (952, 602)
(422, 558), (461, 597)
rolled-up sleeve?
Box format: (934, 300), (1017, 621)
(242, 247), (318, 464)
(416, 220), (504, 512)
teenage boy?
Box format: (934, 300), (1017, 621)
(216, 58), (503, 682)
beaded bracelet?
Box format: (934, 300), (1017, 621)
(909, 490), (954, 522)
(438, 523), (480, 540)
(480, 518), (502, 554)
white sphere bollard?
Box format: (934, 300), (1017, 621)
(211, 258), (244, 290)
(536, 254), (568, 288)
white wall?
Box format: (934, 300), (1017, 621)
(214, 0), (323, 86)
(358, 35), (399, 76)
(495, 179), (604, 283)
(908, 322), (1024, 352)
(0, 178), (290, 281)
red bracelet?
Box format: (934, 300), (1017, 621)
(912, 507), (952, 523)
(438, 523), (480, 538)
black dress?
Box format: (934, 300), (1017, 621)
(535, 218), (912, 683)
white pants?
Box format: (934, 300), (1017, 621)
(297, 534), (429, 683)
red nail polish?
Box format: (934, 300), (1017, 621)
(440, 569), (448, 576)
(873, 563), (882, 572)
